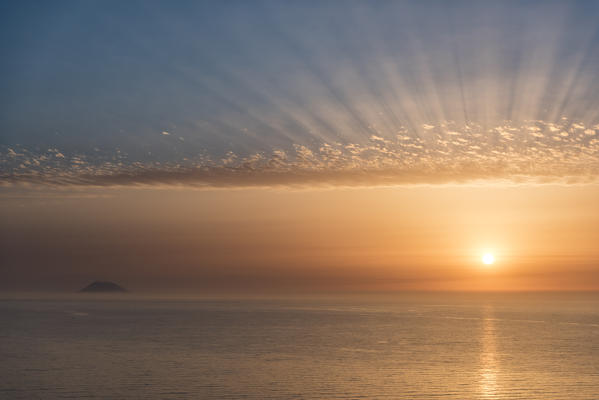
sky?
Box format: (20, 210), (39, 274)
(1, 1), (598, 293)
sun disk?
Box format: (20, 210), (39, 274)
(482, 253), (495, 265)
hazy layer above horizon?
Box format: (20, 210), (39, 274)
(2, 185), (598, 293)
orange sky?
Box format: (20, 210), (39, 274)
(2, 183), (598, 293)
(2, 0), (599, 296)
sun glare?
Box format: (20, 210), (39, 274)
(482, 253), (495, 265)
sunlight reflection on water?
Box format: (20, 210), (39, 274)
(480, 306), (498, 398)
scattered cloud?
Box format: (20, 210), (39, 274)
(2, 120), (598, 189)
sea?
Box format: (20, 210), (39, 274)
(1, 292), (598, 399)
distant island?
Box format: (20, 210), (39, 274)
(80, 281), (127, 293)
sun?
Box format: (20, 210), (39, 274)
(482, 253), (495, 265)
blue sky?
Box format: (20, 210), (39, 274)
(1, 0), (598, 187)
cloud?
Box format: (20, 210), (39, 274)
(1, 120), (598, 189)
(4, 164), (596, 189)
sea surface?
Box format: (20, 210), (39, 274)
(1, 293), (598, 399)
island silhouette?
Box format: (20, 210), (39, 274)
(80, 281), (127, 293)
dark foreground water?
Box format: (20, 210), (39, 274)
(1, 293), (598, 399)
